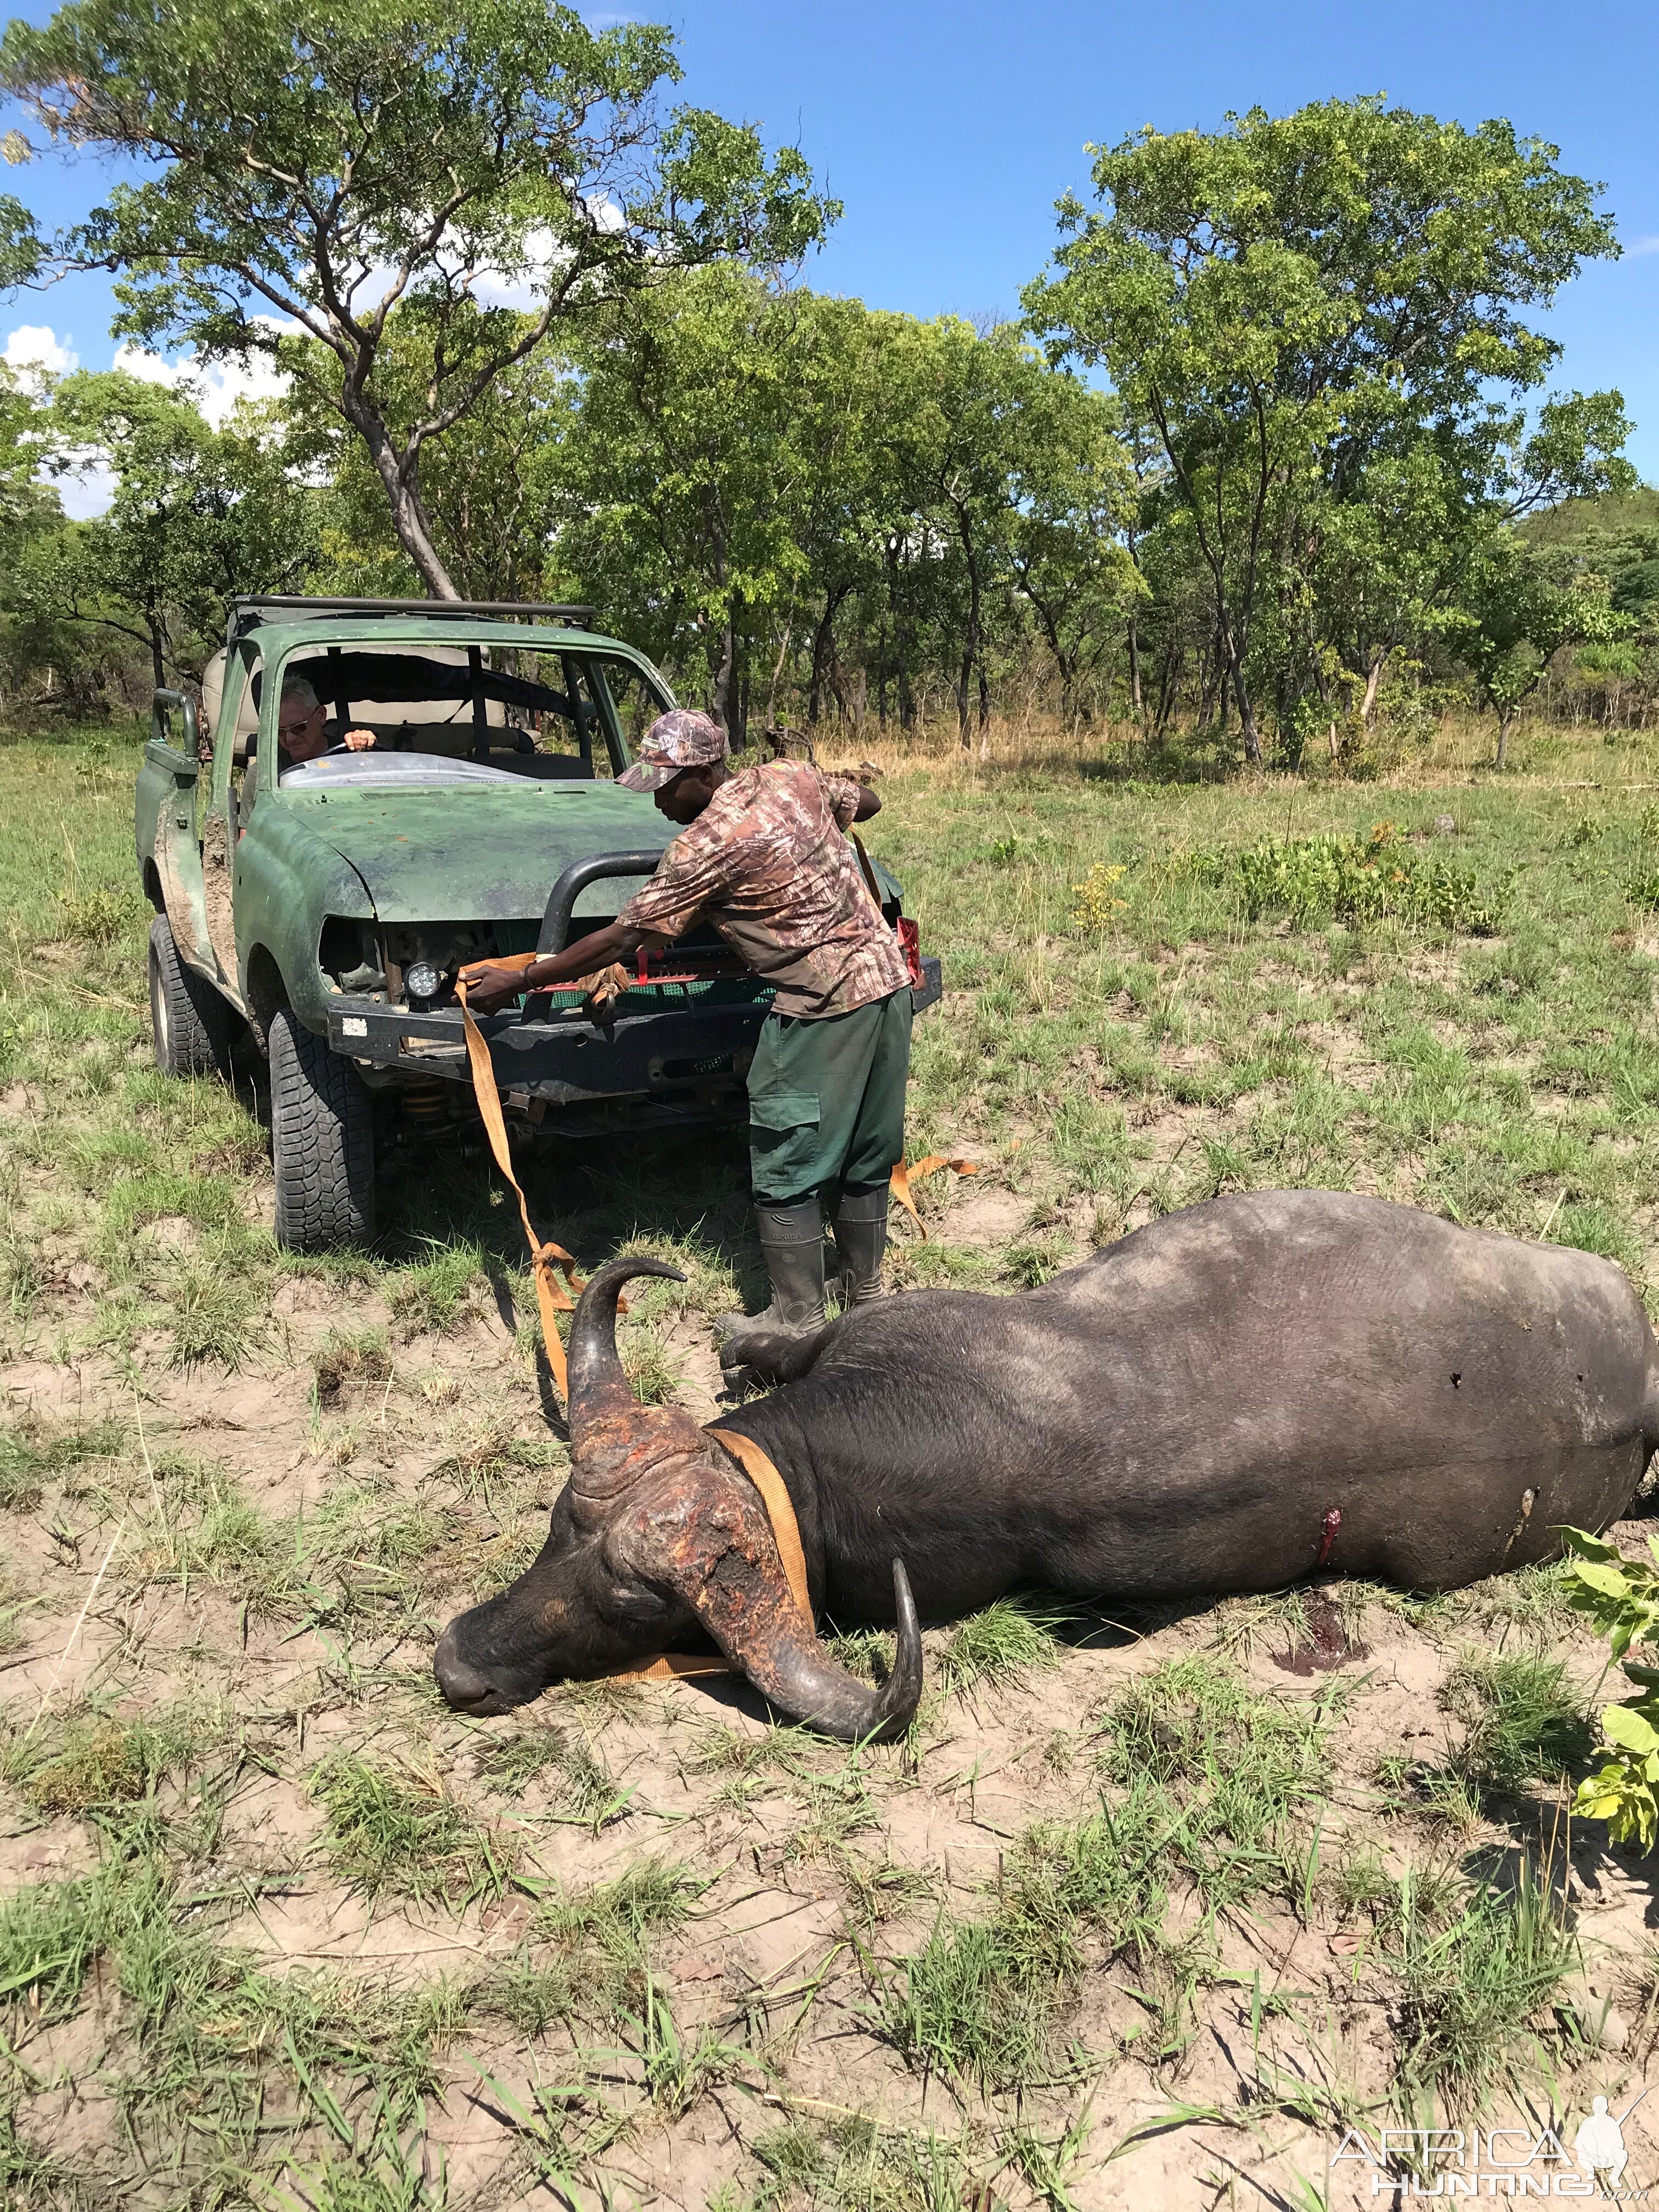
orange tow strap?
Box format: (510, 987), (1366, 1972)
(889, 1153), (978, 1239)
(606, 1426), (814, 1682)
(457, 964), (588, 1398)
(455, 969), (811, 1685)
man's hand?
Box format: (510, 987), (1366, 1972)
(342, 727), (377, 752)
(457, 960), (526, 1014)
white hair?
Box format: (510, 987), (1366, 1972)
(280, 675), (320, 712)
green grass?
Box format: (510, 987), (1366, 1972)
(0, 1417), (125, 1511)
(465, 1860), (706, 2034)
(313, 1325), (393, 1402)
(1095, 1656), (1337, 1908)
(1, 1704), (207, 1818)
(873, 1786), (1171, 2091)
(1392, 1855), (1579, 2098)
(935, 1597), (1066, 1696)
(748, 2117), (992, 2212)
(308, 1754), (512, 1906)
(1440, 1650), (1593, 1795)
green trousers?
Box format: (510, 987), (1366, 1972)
(746, 986), (913, 1205)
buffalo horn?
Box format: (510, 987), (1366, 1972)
(567, 1257), (690, 1506)
(680, 1549), (923, 1745)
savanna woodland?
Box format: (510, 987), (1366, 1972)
(3, 2), (1659, 2206)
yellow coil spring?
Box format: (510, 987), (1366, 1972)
(403, 1081), (450, 1131)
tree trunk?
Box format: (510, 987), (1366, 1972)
(1127, 617), (1142, 720)
(1235, 682), (1260, 762)
(808, 588), (850, 726)
(712, 614), (737, 736)
(1496, 704), (1514, 770)
(341, 387), (460, 600)
(1361, 654), (1386, 727)
(952, 506), (983, 750)
(1225, 642), (1260, 764)
(885, 538), (916, 733)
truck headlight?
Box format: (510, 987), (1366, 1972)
(405, 961), (442, 1006)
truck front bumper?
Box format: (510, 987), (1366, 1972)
(326, 955), (943, 1112)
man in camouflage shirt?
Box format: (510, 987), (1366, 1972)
(460, 710), (912, 1367)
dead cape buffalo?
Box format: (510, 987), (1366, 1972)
(433, 1190), (1659, 1741)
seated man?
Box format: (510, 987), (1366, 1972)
(275, 678), (378, 776)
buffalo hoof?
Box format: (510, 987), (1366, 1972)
(719, 1317), (840, 1387)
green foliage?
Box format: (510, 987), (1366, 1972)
(1097, 1656), (1335, 1906)
(1025, 94), (1632, 761)
(1457, 534), (1635, 761)
(936, 1597), (1066, 1696)
(1068, 861), (1128, 931)
(1559, 1527), (1659, 1848)
(1392, 1854), (1577, 2095)
(1184, 821), (1511, 932)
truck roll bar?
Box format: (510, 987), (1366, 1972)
(537, 851), (665, 955)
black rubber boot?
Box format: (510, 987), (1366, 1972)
(717, 1199), (827, 1365)
(832, 1181), (890, 1306)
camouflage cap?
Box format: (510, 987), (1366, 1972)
(618, 708), (729, 792)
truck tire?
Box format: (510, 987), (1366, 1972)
(269, 1007), (376, 1250)
(148, 915), (233, 1077)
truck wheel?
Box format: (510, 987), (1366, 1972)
(148, 915), (233, 1077)
(269, 1007), (376, 1250)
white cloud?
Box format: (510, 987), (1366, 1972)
(3, 323), (77, 391)
(111, 336), (292, 426)
(1627, 235), (1659, 259)
(55, 458), (116, 520)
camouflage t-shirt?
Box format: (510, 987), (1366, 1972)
(616, 760), (910, 1020)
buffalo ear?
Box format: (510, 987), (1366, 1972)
(619, 1462), (922, 1743)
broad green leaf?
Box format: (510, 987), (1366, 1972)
(1600, 1702), (1659, 1755)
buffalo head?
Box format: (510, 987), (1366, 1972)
(433, 1259), (922, 1741)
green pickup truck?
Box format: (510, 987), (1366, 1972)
(136, 596), (940, 1251)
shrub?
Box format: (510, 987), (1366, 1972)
(1069, 861), (1128, 930)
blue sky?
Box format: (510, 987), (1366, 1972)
(5, 0), (1659, 475)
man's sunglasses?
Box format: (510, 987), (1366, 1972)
(278, 709), (321, 741)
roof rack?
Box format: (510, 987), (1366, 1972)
(228, 595), (598, 641)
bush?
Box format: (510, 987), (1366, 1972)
(1069, 861), (1128, 931)
(1231, 823), (1509, 934)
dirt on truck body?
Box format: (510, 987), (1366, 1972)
(135, 595), (941, 1249)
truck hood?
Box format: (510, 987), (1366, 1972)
(281, 782), (673, 923)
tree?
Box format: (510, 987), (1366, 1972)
(554, 268), (815, 736)
(0, 186), (36, 289)
(12, 369), (317, 686)
(279, 309), (576, 602)
(0, 0), (833, 598)
(1025, 95), (1628, 763)
(0, 359), (54, 556)
(1458, 535), (1630, 766)
(1005, 379), (1143, 720)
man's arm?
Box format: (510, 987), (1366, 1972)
(459, 920), (664, 1013)
(853, 784), (881, 822)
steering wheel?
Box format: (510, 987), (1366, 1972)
(323, 740), (375, 757)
